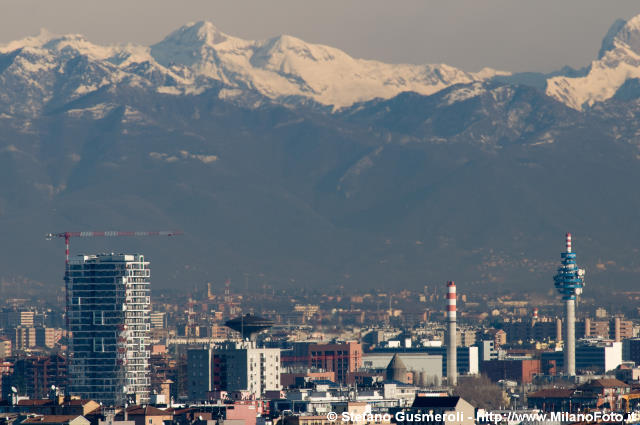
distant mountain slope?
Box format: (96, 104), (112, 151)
(0, 22), (508, 115)
(2, 18), (640, 293)
(547, 15), (640, 110)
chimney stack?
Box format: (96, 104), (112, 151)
(446, 281), (457, 386)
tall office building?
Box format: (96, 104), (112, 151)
(68, 254), (151, 406)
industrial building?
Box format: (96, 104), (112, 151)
(368, 346), (478, 378)
(481, 358), (541, 384)
(68, 253), (151, 406)
(362, 352), (443, 385)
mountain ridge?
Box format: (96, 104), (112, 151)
(0, 20), (509, 113)
(2, 18), (640, 293)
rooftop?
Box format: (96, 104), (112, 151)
(412, 396), (460, 409)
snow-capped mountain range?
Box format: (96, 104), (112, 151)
(1, 21), (511, 115)
(4, 17), (640, 114)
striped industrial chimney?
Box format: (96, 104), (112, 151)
(446, 281), (457, 386)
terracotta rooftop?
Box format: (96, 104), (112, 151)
(22, 415), (84, 424)
(125, 405), (173, 416)
(528, 388), (601, 399)
(580, 378), (629, 388)
(18, 400), (54, 406)
(412, 396), (460, 408)
(528, 389), (575, 398)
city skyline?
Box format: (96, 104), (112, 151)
(3, 0), (640, 419)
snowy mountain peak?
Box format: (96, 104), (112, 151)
(0, 20), (511, 114)
(0, 28), (144, 63)
(598, 19), (627, 59)
(148, 22), (509, 108)
(0, 28), (58, 53)
(150, 21), (247, 68)
(597, 15), (640, 58)
(546, 13), (640, 110)
(175, 21), (230, 46)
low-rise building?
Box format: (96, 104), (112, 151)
(121, 405), (173, 425)
(527, 388), (598, 413)
(21, 415), (90, 425)
(481, 358), (541, 384)
(188, 342), (281, 401)
(400, 396), (474, 425)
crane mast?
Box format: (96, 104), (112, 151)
(45, 230), (182, 347)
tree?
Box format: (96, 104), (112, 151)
(453, 375), (508, 410)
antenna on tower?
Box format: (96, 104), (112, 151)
(553, 232), (585, 377)
(46, 230), (182, 366)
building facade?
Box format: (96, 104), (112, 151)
(308, 342), (362, 383)
(623, 338), (640, 365)
(0, 338), (11, 358)
(3, 354), (67, 399)
(36, 327), (57, 348)
(481, 358), (541, 384)
(542, 340), (623, 374)
(12, 326), (36, 350)
(212, 341), (281, 398)
(149, 312), (166, 329)
(188, 342), (281, 400)
(187, 347), (212, 401)
(68, 254), (151, 406)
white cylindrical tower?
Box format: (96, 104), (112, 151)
(446, 281), (457, 386)
(565, 299), (575, 376)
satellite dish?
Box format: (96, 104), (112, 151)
(11, 386), (17, 393)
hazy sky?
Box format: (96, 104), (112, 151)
(2, 0), (640, 73)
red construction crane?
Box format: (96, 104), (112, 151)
(45, 230), (182, 334)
